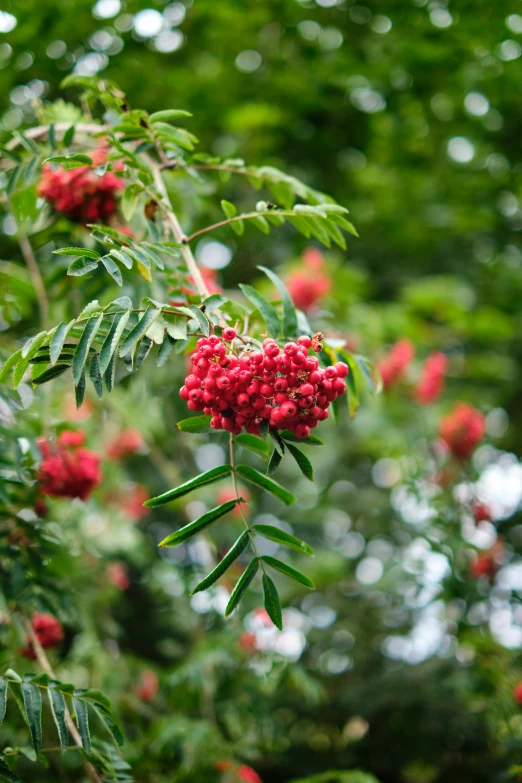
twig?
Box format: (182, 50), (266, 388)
(21, 615), (104, 783)
(17, 234), (49, 329)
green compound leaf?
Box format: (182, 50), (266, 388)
(238, 284), (280, 338)
(235, 465), (296, 506)
(261, 555), (315, 589)
(225, 558), (259, 617)
(144, 464), (232, 507)
(158, 499), (238, 547)
(263, 573), (283, 630)
(191, 531), (250, 594)
(253, 524), (314, 557)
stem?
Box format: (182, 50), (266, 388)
(229, 433), (265, 573)
(187, 211), (273, 244)
(145, 154), (210, 299)
(17, 234), (49, 329)
(21, 615), (104, 783)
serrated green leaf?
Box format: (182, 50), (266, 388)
(75, 368), (86, 408)
(0, 350), (22, 383)
(92, 702), (124, 747)
(144, 464), (232, 507)
(187, 305), (210, 337)
(191, 531), (250, 594)
(89, 354), (103, 399)
(234, 433), (271, 457)
(258, 265), (298, 338)
(263, 574), (283, 630)
(53, 247), (99, 259)
(13, 357), (29, 389)
(286, 442), (314, 481)
(235, 465), (296, 505)
(253, 524), (314, 557)
(99, 310), (130, 375)
(157, 334), (176, 367)
(158, 499), (238, 547)
(32, 364), (70, 385)
(72, 694), (90, 753)
(261, 555), (315, 589)
(20, 681), (42, 753)
(101, 256), (123, 286)
(109, 249), (133, 269)
(50, 320), (75, 365)
(73, 315), (102, 384)
(239, 284), (280, 338)
(225, 558), (259, 617)
(175, 414), (212, 433)
(68, 257), (99, 277)
(48, 685), (68, 753)
(21, 331), (47, 360)
(45, 153), (92, 165)
(119, 307), (160, 357)
(121, 184), (139, 221)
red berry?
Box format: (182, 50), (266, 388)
(295, 424), (310, 439)
(223, 327), (237, 341)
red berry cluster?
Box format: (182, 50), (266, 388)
(439, 402), (485, 460)
(37, 430), (102, 501)
(20, 613), (64, 660)
(38, 143), (123, 224)
(180, 330), (348, 439)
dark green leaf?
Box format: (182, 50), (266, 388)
(191, 531), (250, 594)
(144, 464), (232, 507)
(235, 465), (296, 506)
(63, 125), (75, 146)
(253, 524), (314, 557)
(73, 315), (102, 384)
(280, 430), (324, 446)
(263, 574), (283, 630)
(72, 694), (90, 753)
(92, 702), (124, 747)
(267, 448), (283, 476)
(158, 499), (238, 547)
(225, 558), (259, 617)
(286, 442), (314, 481)
(157, 334), (176, 367)
(261, 556), (315, 589)
(234, 433), (270, 457)
(99, 310), (130, 375)
(48, 685), (68, 753)
(119, 307), (159, 357)
(32, 364), (70, 386)
(188, 305), (210, 337)
(258, 265), (298, 338)
(0, 758), (24, 783)
(20, 681), (42, 753)
(238, 284), (280, 338)
(75, 369), (86, 408)
(175, 415), (212, 433)
(89, 354), (103, 399)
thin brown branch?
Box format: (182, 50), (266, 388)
(187, 212), (264, 244)
(21, 615), (104, 783)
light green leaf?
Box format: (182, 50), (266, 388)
(149, 109), (192, 122)
(53, 247), (99, 259)
(176, 414), (212, 433)
(67, 257), (99, 276)
(158, 499), (238, 547)
(191, 531), (250, 594)
(21, 331), (47, 360)
(235, 465), (296, 506)
(50, 320), (75, 365)
(101, 256), (123, 286)
(121, 184), (140, 221)
(221, 199), (237, 218)
(225, 558), (259, 617)
(119, 307), (160, 357)
(253, 524), (314, 557)
(144, 464), (232, 507)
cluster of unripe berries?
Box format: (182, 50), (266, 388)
(180, 329), (349, 439)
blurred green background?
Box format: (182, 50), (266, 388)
(1, 2), (522, 782)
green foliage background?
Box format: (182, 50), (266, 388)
(1, 1), (522, 782)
